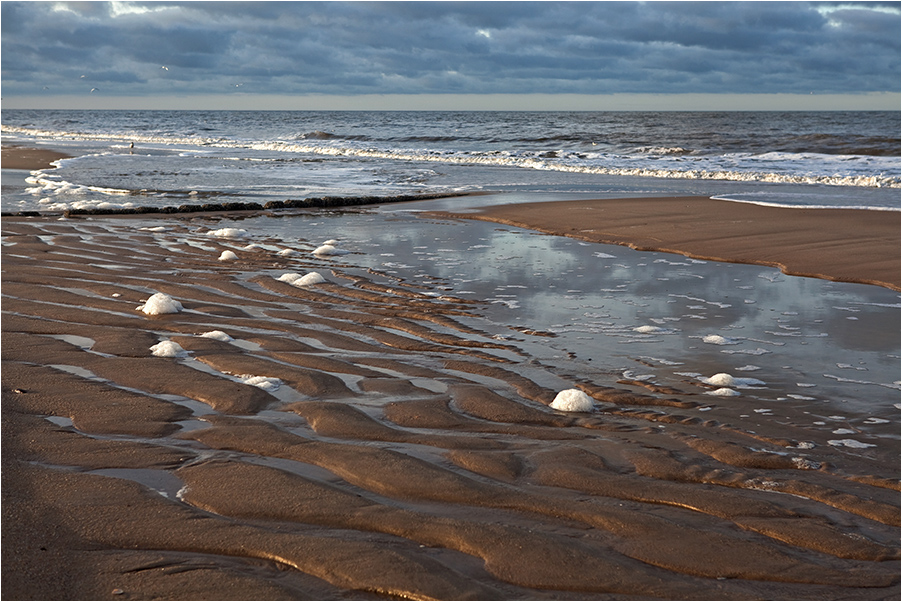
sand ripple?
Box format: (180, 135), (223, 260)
(2, 215), (898, 600)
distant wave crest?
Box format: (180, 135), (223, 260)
(3, 124), (899, 190)
(633, 146), (692, 155)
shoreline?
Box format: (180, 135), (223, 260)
(428, 196), (901, 291)
(4, 145), (896, 289)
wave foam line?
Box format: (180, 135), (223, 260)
(5, 125), (899, 190)
(711, 196), (902, 212)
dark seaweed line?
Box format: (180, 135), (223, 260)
(1, 192), (466, 218)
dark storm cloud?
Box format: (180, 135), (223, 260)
(1, 1), (898, 98)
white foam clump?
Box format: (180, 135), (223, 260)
(277, 248), (299, 256)
(863, 417), (890, 425)
(136, 292), (183, 315)
(297, 272), (326, 285)
(150, 340), (186, 357)
(199, 330), (233, 342)
(828, 439), (876, 449)
(550, 389), (595, 412)
(313, 243), (349, 256)
(704, 373), (738, 386)
(241, 375), (281, 391)
(277, 272), (326, 287)
(706, 387), (741, 396)
(218, 250), (238, 261)
(701, 373), (766, 388)
(207, 228), (247, 239)
(634, 325), (667, 334)
(702, 334), (739, 345)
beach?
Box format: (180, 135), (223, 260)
(2, 143), (899, 600)
(3, 139), (900, 600)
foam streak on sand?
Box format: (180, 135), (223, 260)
(2, 211), (899, 600)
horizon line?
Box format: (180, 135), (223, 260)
(2, 92), (899, 112)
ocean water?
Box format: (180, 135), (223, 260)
(1, 109), (900, 213)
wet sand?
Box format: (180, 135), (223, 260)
(428, 196), (901, 291)
(1, 144), (72, 170)
(2, 204), (899, 601)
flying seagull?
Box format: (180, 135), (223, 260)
(90, 88), (98, 93)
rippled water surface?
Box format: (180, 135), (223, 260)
(3, 109), (899, 213)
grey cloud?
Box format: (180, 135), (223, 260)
(1, 1), (898, 98)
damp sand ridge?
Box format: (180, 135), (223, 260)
(429, 196), (900, 291)
(2, 208), (899, 600)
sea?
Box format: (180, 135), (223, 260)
(1, 109), (900, 213)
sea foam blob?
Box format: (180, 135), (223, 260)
(702, 334), (739, 345)
(136, 292), (183, 315)
(704, 373), (738, 386)
(277, 272), (303, 284)
(207, 228), (247, 239)
(296, 272), (326, 286)
(700, 373), (767, 388)
(550, 389), (595, 412)
(218, 250), (238, 261)
(828, 438), (876, 449)
(706, 387), (741, 396)
(150, 340), (186, 357)
(312, 244), (349, 256)
(633, 325), (675, 334)
(277, 272), (326, 286)
(241, 375), (281, 391)
(199, 330), (233, 341)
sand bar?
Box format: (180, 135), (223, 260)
(429, 196), (901, 290)
(1, 145), (72, 170)
(2, 208), (898, 600)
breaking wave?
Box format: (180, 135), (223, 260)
(4, 123), (897, 189)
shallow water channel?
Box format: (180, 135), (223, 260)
(201, 202), (900, 452)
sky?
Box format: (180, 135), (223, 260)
(1, 1), (899, 111)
